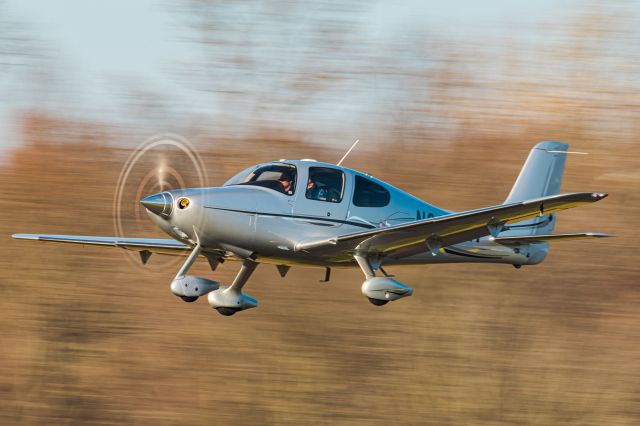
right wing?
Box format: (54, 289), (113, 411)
(294, 192), (608, 260)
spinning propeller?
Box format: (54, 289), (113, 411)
(113, 134), (208, 269)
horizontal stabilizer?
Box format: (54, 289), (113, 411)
(492, 232), (612, 246)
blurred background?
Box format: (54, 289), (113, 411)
(1, 0), (639, 424)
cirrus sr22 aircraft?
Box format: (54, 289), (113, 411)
(13, 141), (610, 316)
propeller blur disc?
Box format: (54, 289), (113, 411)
(113, 134), (208, 270)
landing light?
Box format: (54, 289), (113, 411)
(178, 198), (190, 209)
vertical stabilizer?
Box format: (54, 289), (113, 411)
(503, 141), (568, 236)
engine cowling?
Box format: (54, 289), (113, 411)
(170, 275), (220, 300)
(361, 277), (413, 305)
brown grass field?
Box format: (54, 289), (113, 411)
(0, 111), (638, 425)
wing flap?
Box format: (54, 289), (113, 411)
(295, 192), (608, 259)
(492, 232), (612, 246)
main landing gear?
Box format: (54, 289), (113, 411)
(169, 244), (258, 316)
(354, 254), (414, 306)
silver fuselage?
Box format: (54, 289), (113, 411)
(147, 160), (544, 269)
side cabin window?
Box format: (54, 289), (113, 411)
(353, 175), (390, 207)
(306, 167), (345, 203)
(235, 164), (297, 196)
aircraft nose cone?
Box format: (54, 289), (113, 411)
(140, 192), (173, 218)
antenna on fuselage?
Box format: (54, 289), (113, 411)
(336, 139), (360, 166)
(546, 150), (589, 155)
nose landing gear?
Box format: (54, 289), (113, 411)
(207, 259), (259, 316)
(169, 243), (259, 316)
(169, 244), (220, 302)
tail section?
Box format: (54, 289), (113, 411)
(503, 141), (568, 236)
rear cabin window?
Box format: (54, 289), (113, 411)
(353, 175), (390, 207)
(306, 167), (345, 203)
(235, 164), (297, 195)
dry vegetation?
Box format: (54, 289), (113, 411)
(0, 107), (638, 425)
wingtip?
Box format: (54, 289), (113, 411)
(588, 232), (614, 238)
(12, 234), (38, 240)
(591, 192), (608, 200)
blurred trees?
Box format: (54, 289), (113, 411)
(1, 1), (640, 424)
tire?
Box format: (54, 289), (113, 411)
(216, 307), (239, 316)
(368, 297), (388, 306)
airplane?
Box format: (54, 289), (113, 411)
(12, 141), (610, 316)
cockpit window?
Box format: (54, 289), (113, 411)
(353, 175), (390, 207)
(306, 167), (345, 203)
(234, 164), (297, 195)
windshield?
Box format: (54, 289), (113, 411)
(232, 164), (297, 195)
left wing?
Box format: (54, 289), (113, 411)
(12, 234), (191, 256)
(294, 192), (608, 260)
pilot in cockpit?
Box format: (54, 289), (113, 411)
(278, 172), (295, 195)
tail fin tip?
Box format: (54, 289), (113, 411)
(533, 140), (569, 152)
(505, 141), (569, 205)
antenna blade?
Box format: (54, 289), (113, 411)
(547, 150), (589, 154)
(337, 139), (360, 166)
